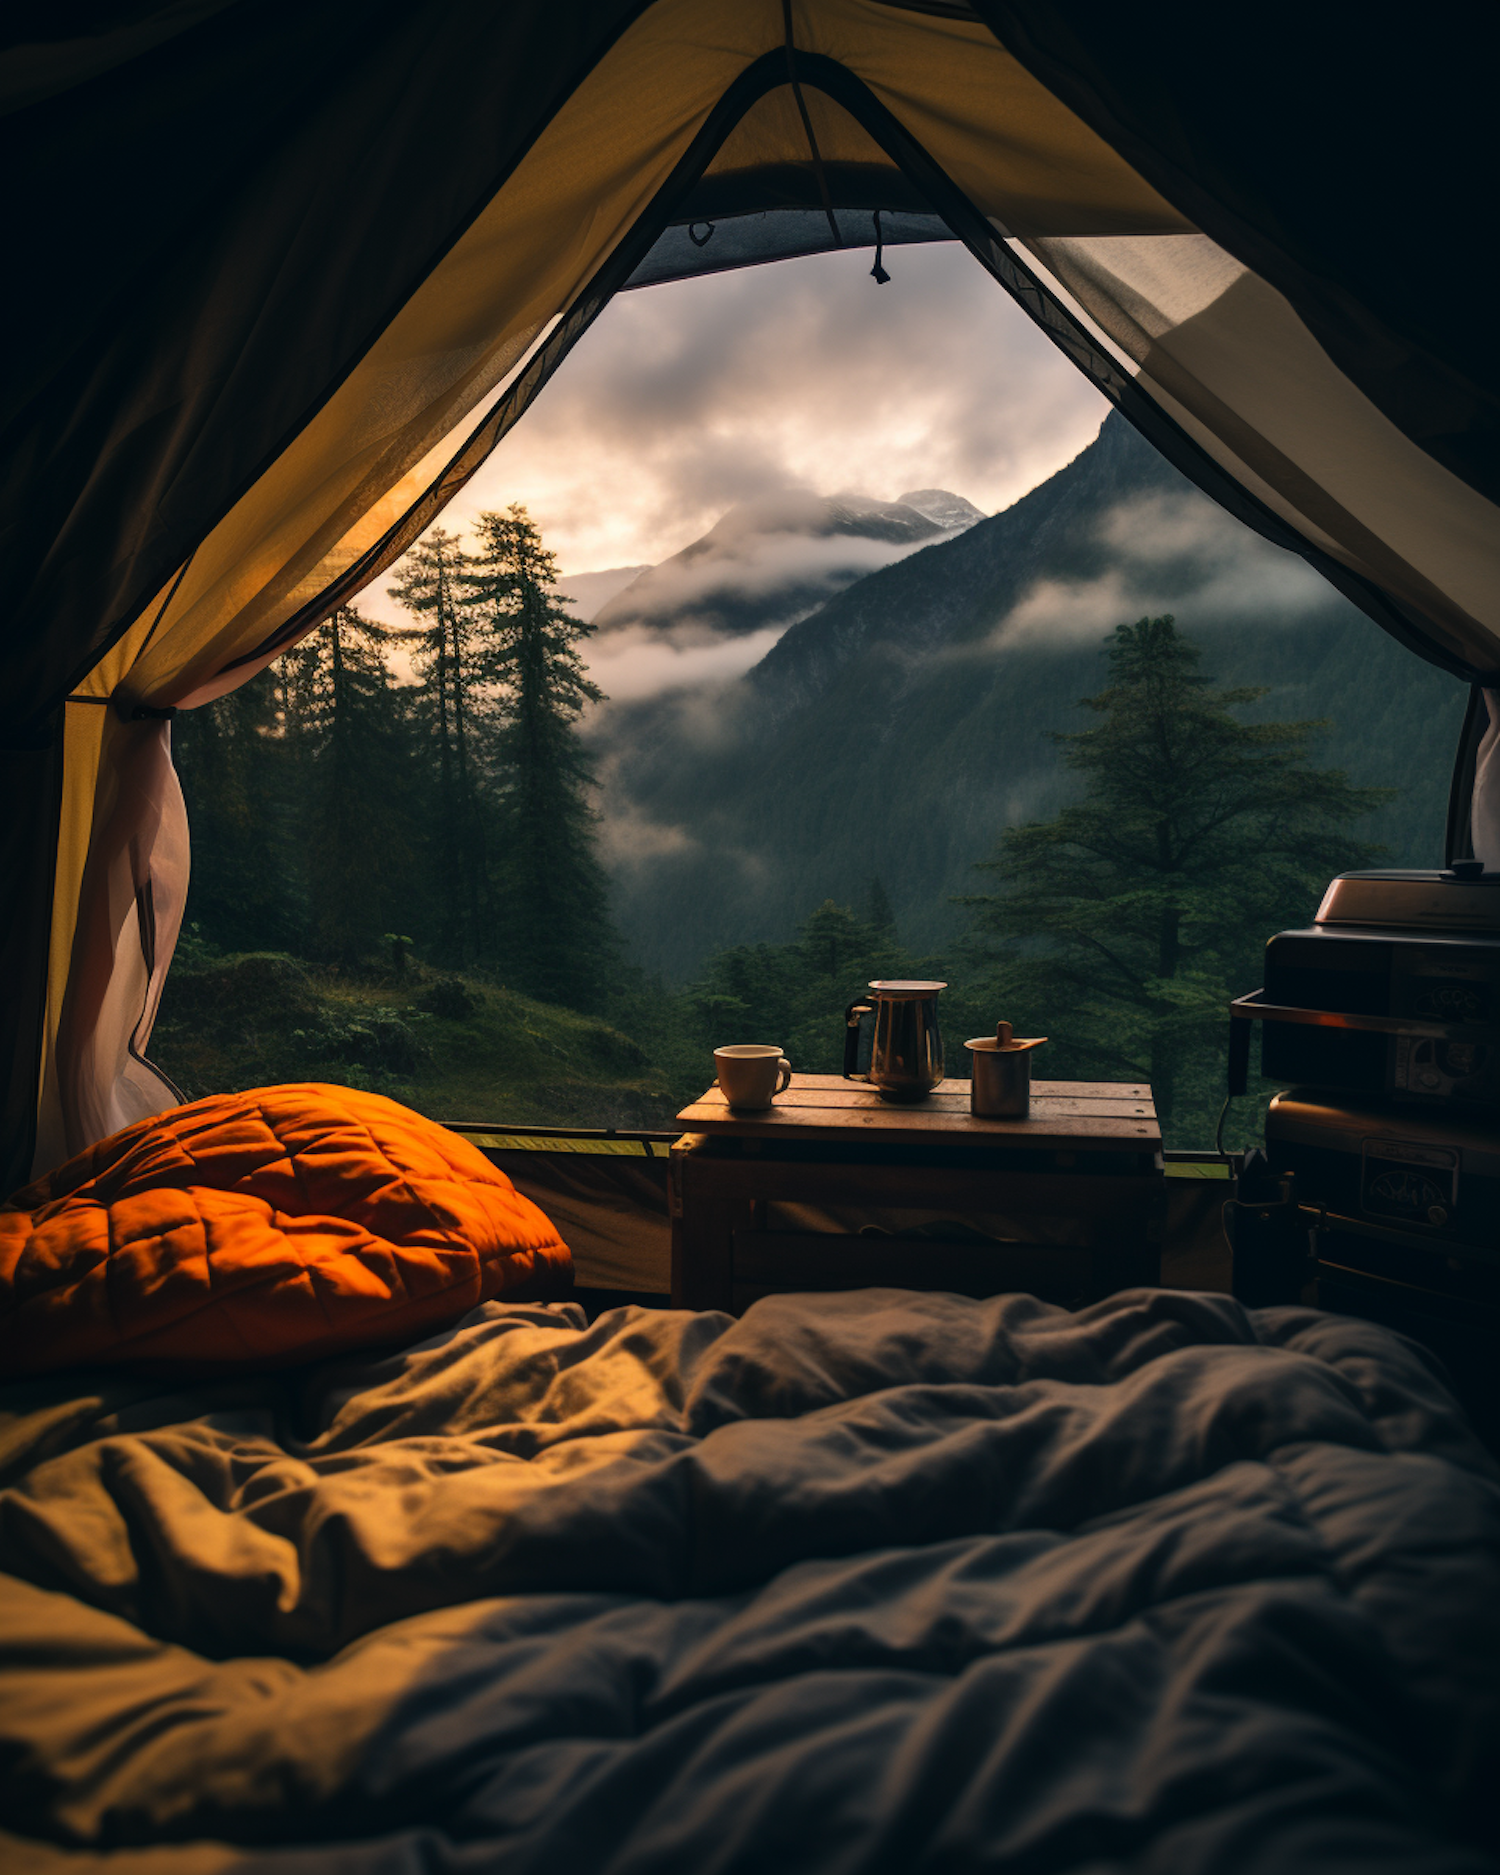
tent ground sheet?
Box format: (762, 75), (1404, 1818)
(1, 1287), (1498, 1873)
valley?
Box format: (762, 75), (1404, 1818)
(575, 414), (1470, 978)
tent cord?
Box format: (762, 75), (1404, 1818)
(781, 0), (842, 250)
(1214, 1093), (1234, 1161)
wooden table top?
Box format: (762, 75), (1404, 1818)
(676, 1074), (1160, 1153)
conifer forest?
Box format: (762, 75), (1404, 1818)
(155, 479), (1395, 1152)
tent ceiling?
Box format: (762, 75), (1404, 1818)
(680, 162), (931, 218)
(684, 82), (925, 216)
(1, 0), (1191, 750)
(706, 77), (892, 173)
(626, 207), (952, 290)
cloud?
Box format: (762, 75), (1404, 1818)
(363, 242), (1109, 584)
(994, 569), (1138, 650)
(606, 528), (916, 620)
(592, 797), (700, 868)
(990, 491), (1336, 651)
(585, 623), (786, 702)
(354, 241), (1111, 703)
(590, 755), (772, 898)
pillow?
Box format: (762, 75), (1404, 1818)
(0, 1083), (571, 1377)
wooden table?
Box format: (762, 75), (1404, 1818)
(669, 1074), (1165, 1313)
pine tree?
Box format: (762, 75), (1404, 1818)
(464, 504), (616, 1009)
(957, 616), (1389, 1140)
(282, 605), (417, 967)
(798, 900), (877, 984)
(172, 667), (304, 953)
(864, 876), (897, 937)
(388, 527), (494, 962)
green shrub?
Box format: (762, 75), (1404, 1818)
(291, 1007), (430, 1075)
(415, 976), (485, 1019)
(160, 952), (320, 1035)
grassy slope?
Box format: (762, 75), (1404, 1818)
(151, 951), (686, 1130)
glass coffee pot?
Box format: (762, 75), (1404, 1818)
(843, 980), (946, 1102)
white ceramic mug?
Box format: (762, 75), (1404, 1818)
(715, 1044), (793, 1109)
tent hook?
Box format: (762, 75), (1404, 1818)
(688, 220), (715, 248)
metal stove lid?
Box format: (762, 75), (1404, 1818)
(1266, 1089), (1500, 1167)
(1316, 867), (1500, 932)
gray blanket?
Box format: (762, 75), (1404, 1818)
(2, 1287), (1497, 1872)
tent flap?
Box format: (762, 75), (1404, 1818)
(1, 0), (652, 736)
(973, 1), (1500, 506)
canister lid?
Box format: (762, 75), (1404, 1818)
(965, 1020), (1046, 1053)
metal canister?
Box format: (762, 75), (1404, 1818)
(965, 1021), (1047, 1117)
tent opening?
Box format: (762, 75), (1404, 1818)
(143, 225), (1471, 1169)
(7, 2), (1498, 1197)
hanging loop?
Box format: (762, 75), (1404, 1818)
(870, 207), (891, 284)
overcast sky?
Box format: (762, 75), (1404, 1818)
(358, 240), (1110, 614)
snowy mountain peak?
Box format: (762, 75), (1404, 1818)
(590, 484), (978, 642)
(895, 488), (985, 531)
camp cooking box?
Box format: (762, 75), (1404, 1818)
(1230, 868), (1500, 1111)
(1260, 1088), (1500, 1446)
(1227, 869), (1500, 1439)
(1262, 1089), (1500, 1252)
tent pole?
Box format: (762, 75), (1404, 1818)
(1445, 683), (1488, 866)
(782, 1), (842, 249)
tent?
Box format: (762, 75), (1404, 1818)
(3, 0), (1498, 1191)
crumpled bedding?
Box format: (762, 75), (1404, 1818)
(1, 1286), (1498, 1873)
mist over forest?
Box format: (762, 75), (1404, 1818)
(585, 413), (1465, 974)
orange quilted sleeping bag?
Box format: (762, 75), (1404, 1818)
(0, 1084), (572, 1377)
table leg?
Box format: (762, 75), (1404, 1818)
(669, 1153), (738, 1312)
(1099, 1184), (1166, 1294)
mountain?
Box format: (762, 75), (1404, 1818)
(552, 565), (651, 622)
(897, 489), (986, 531)
(590, 413), (1470, 980)
(589, 485), (981, 644)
